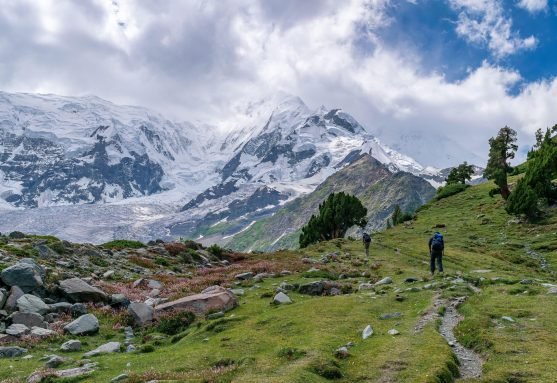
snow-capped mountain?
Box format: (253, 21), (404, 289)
(0, 91), (448, 245)
(0, 91), (222, 208)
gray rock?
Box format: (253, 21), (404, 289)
(299, 281), (325, 296)
(147, 279), (163, 289)
(273, 292), (292, 305)
(9, 312), (46, 329)
(0, 346), (27, 358)
(502, 316), (515, 323)
(335, 346), (349, 358)
(547, 287), (557, 295)
(44, 355), (65, 368)
(362, 325), (373, 339)
(49, 302), (73, 313)
(388, 329), (400, 335)
(60, 340), (82, 352)
(111, 374), (129, 382)
(375, 277), (393, 286)
(0, 262), (43, 292)
(83, 341), (121, 357)
(128, 302), (154, 327)
(0, 288), (7, 309)
(71, 303), (88, 318)
(27, 363), (97, 383)
(235, 272), (254, 280)
(6, 323), (30, 336)
(30, 327), (56, 337)
(379, 312), (402, 320)
(103, 270), (115, 279)
(230, 288), (245, 296)
(358, 283), (374, 291)
(17, 294), (49, 315)
(59, 278), (107, 303)
(111, 294), (130, 307)
(35, 244), (58, 258)
(64, 314), (99, 336)
(279, 281), (295, 291)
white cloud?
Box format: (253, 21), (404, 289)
(0, 0), (555, 167)
(517, 0), (548, 12)
(449, 0), (538, 57)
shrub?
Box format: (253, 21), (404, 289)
(102, 240), (145, 249)
(182, 240), (203, 250)
(155, 257), (170, 267)
(139, 344), (155, 353)
(207, 244), (225, 258)
(436, 183), (469, 200)
(48, 241), (67, 254)
(157, 311), (195, 335)
(8, 231), (26, 239)
(164, 242), (188, 256)
(128, 256), (156, 269)
(505, 178), (539, 221)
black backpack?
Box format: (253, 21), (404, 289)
(363, 233), (371, 243)
(431, 233), (444, 251)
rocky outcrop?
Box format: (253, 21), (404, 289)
(128, 302), (153, 327)
(63, 314), (99, 336)
(155, 286), (237, 315)
(0, 262), (44, 293)
(58, 278), (108, 303)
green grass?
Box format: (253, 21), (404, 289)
(1, 179), (557, 382)
(101, 240), (146, 249)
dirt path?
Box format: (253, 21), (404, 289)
(415, 291), (483, 380)
(439, 297), (483, 380)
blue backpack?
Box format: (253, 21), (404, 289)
(431, 233), (444, 251)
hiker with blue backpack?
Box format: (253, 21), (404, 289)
(429, 232), (444, 275)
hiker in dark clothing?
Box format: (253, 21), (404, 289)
(363, 232), (371, 257)
(429, 232), (444, 275)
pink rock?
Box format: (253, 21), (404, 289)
(154, 286), (237, 315)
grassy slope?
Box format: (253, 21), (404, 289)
(1, 179), (557, 382)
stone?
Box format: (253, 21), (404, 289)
(71, 303), (88, 318)
(0, 261), (44, 292)
(9, 312), (46, 329)
(279, 281), (295, 291)
(60, 340), (82, 352)
(280, 270), (292, 276)
(0, 346), (27, 358)
(273, 292), (292, 305)
(547, 287), (557, 295)
(30, 327), (55, 337)
(64, 314), (100, 336)
(380, 312), (402, 320)
(404, 277), (419, 283)
(335, 346), (349, 358)
(329, 287), (342, 296)
(207, 311), (225, 320)
(17, 294), (50, 315)
(501, 316), (515, 323)
(83, 341), (121, 357)
(128, 302), (154, 327)
(358, 283), (374, 291)
(375, 277), (393, 286)
(27, 363), (97, 383)
(235, 272), (254, 281)
(147, 279), (163, 289)
(395, 295), (406, 302)
(254, 273), (272, 282)
(0, 288), (7, 309)
(362, 325), (373, 339)
(6, 323), (30, 337)
(111, 294), (130, 308)
(144, 297), (162, 307)
(103, 270), (115, 279)
(49, 302), (73, 313)
(44, 355), (65, 368)
(388, 329), (400, 336)
(35, 244), (58, 258)
(230, 288), (245, 296)
(59, 278), (107, 303)
(4, 287), (23, 312)
(149, 289), (160, 298)
(299, 281), (325, 296)
(520, 279), (535, 285)
(155, 286), (237, 315)
(111, 374), (129, 382)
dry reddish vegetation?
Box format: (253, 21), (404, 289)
(164, 242), (188, 256)
(128, 255), (156, 269)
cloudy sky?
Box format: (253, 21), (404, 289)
(1, 0), (556, 164)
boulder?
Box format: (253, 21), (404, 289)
(147, 279), (163, 289)
(30, 327), (56, 337)
(273, 292), (292, 305)
(335, 346), (350, 359)
(111, 294), (130, 308)
(83, 341), (121, 357)
(379, 312), (402, 320)
(234, 272), (254, 281)
(9, 312), (46, 329)
(49, 302), (73, 313)
(70, 303), (88, 318)
(128, 302), (154, 327)
(60, 339), (82, 352)
(375, 277), (393, 286)
(299, 281), (325, 296)
(17, 294), (50, 315)
(0, 288), (7, 309)
(155, 286), (237, 315)
(6, 323), (30, 337)
(0, 346), (28, 358)
(0, 262), (43, 292)
(388, 329), (400, 336)
(44, 355), (65, 368)
(362, 325), (373, 339)
(64, 314), (100, 336)
(59, 278), (107, 303)
(2, 286), (22, 312)
(27, 363), (97, 383)
(230, 288), (245, 296)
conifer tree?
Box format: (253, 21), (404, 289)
(299, 192), (367, 248)
(484, 126), (517, 200)
(523, 128), (557, 204)
(446, 162), (474, 185)
(506, 178), (539, 220)
(391, 205), (403, 225)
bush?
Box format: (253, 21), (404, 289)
(102, 240), (145, 249)
(207, 244), (225, 258)
(278, 347), (307, 360)
(157, 311), (195, 335)
(436, 184), (469, 200)
(139, 344), (155, 353)
(505, 178), (539, 220)
(8, 231), (26, 239)
(155, 257), (170, 267)
(128, 256), (156, 269)
(164, 242), (188, 256)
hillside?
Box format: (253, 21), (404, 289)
(217, 154), (435, 251)
(1, 178), (556, 382)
